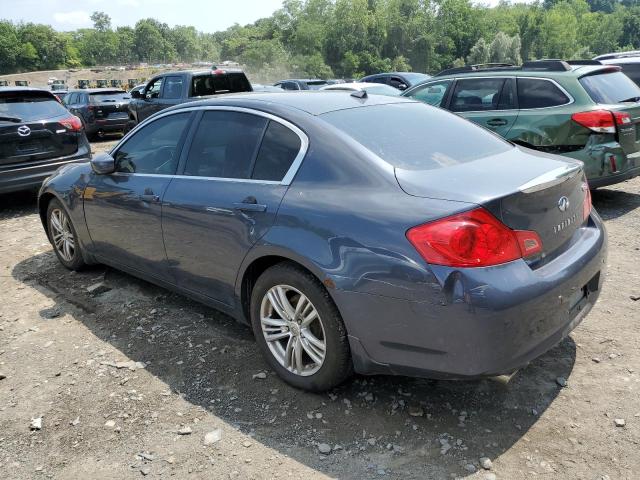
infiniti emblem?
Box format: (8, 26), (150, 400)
(558, 196), (570, 212)
(17, 125), (31, 137)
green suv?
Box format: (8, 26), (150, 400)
(402, 60), (640, 188)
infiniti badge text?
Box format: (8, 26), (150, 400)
(553, 213), (578, 234)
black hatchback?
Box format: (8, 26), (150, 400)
(0, 87), (90, 194)
(63, 89), (131, 140)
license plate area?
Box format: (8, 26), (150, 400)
(568, 272), (600, 312)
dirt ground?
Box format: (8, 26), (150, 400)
(0, 137), (638, 479)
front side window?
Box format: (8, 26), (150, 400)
(183, 111), (267, 179)
(517, 78), (570, 108)
(406, 80), (452, 107)
(162, 76), (183, 99)
(579, 71), (640, 104)
(114, 112), (190, 174)
(450, 78), (510, 112)
(252, 121), (302, 181)
(145, 78), (163, 99)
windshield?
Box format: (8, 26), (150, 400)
(0, 93), (67, 121)
(579, 71), (640, 103)
(321, 102), (512, 170)
(90, 92), (130, 103)
(402, 73), (430, 84)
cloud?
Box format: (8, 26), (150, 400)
(52, 11), (91, 27)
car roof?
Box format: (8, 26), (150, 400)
(277, 79), (327, 83)
(0, 86), (54, 95)
(156, 69), (246, 78)
(66, 88), (126, 93)
(320, 82), (388, 91)
(428, 64), (617, 80)
(171, 91), (416, 116)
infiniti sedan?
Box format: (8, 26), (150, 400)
(38, 92), (607, 391)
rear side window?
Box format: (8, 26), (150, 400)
(183, 111), (267, 178)
(191, 73), (251, 96)
(162, 76), (183, 99)
(322, 102), (512, 170)
(406, 80), (452, 107)
(579, 71), (640, 104)
(0, 92), (68, 121)
(252, 121), (301, 181)
(517, 78), (570, 108)
(450, 78), (511, 112)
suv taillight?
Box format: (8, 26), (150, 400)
(59, 115), (83, 131)
(406, 208), (543, 268)
(571, 110), (631, 133)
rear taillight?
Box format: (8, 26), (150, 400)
(571, 110), (631, 133)
(406, 207), (543, 268)
(59, 115), (83, 131)
(582, 182), (592, 221)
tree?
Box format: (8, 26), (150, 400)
(91, 11), (111, 32)
(467, 37), (490, 64)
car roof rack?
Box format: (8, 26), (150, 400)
(433, 63), (516, 77)
(521, 59), (572, 71)
(567, 59), (602, 66)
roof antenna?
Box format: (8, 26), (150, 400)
(351, 90), (368, 99)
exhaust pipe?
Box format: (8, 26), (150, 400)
(488, 370), (519, 385)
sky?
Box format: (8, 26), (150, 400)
(0, 0), (531, 33)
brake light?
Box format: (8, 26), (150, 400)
(572, 110), (631, 133)
(406, 208), (543, 268)
(59, 115), (83, 131)
(582, 182), (592, 221)
(212, 69), (226, 75)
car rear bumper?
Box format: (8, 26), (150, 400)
(588, 164), (640, 189)
(332, 212), (607, 379)
(0, 139), (91, 194)
(567, 142), (640, 188)
(86, 117), (128, 134)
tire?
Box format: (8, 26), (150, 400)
(46, 198), (86, 271)
(250, 262), (352, 391)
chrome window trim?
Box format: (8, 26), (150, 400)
(111, 105), (309, 186)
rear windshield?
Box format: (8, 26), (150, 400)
(321, 102), (512, 170)
(579, 71), (640, 104)
(191, 73), (251, 96)
(90, 92), (130, 103)
(0, 93), (67, 121)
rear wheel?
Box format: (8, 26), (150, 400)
(46, 199), (86, 271)
(250, 262), (352, 391)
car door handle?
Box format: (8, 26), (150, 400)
(487, 118), (508, 127)
(233, 202), (267, 212)
(140, 194), (160, 202)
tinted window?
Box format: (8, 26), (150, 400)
(162, 76), (183, 99)
(517, 78), (569, 108)
(252, 121), (301, 181)
(183, 111), (267, 178)
(191, 73), (251, 96)
(0, 93), (68, 121)
(389, 77), (408, 89)
(64, 93), (77, 105)
(305, 80), (328, 90)
(407, 80), (452, 107)
(579, 71), (640, 104)
(145, 78), (163, 99)
(89, 92), (130, 103)
(620, 64), (640, 87)
(322, 103), (512, 170)
(115, 113), (190, 174)
(402, 73), (431, 85)
(362, 85), (400, 96)
(451, 78), (510, 112)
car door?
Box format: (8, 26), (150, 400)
(446, 77), (518, 137)
(137, 76), (164, 122)
(83, 111), (193, 282)
(162, 108), (306, 306)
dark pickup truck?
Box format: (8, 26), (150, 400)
(128, 69), (253, 125)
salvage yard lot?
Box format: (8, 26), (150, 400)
(0, 138), (638, 480)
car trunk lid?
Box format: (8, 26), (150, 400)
(89, 91), (130, 121)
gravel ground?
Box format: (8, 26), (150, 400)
(0, 138), (638, 479)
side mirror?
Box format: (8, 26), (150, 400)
(131, 90), (141, 99)
(91, 152), (116, 175)
(397, 83), (408, 91)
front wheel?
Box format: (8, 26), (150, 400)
(250, 262), (352, 391)
(47, 199), (86, 271)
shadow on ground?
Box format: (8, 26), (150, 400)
(11, 251), (576, 478)
(592, 186), (640, 220)
(0, 189), (38, 220)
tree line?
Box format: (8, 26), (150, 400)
(1, 0), (640, 78)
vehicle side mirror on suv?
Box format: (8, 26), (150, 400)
(130, 90), (141, 99)
(397, 83), (408, 91)
(91, 153), (116, 175)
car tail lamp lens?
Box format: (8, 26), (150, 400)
(406, 208), (543, 268)
(582, 182), (592, 221)
(59, 115), (83, 131)
(572, 110), (631, 133)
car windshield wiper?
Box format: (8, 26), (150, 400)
(620, 96), (640, 103)
(0, 115), (23, 123)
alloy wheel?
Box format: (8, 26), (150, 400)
(50, 208), (75, 262)
(260, 284), (326, 376)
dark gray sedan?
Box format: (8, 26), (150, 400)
(38, 92), (607, 391)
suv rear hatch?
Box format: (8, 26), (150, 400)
(0, 90), (80, 165)
(321, 102), (590, 263)
(89, 90), (130, 122)
(578, 68), (640, 170)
